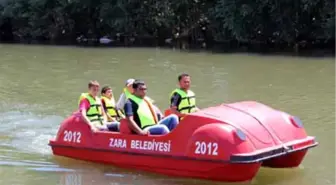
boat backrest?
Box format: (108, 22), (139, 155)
(164, 109), (172, 117)
(119, 119), (132, 134)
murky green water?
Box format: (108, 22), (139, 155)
(0, 44), (334, 185)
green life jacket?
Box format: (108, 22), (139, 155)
(129, 95), (158, 129)
(78, 93), (104, 125)
(170, 88), (196, 114)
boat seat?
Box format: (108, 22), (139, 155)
(119, 119), (132, 134)
(164, 109), (172, 117)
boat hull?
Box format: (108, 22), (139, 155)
(262, 150), (308, 168)
(50, 143), (261, 182)
(49, 101), (318, 182)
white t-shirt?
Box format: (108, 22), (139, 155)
(116, 92), (127, 110)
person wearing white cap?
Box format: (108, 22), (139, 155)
(116, 78), (135, 110)
(116, 78), (163, 119)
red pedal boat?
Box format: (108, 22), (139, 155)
(49, 101), (318, 182)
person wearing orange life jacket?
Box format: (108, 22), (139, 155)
(100, 86), (125, 131)
(78, 81), (119, 132)
(169, 73), (200, 118)
(124, 80), (179, 135)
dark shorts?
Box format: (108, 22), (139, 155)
(100, 122), (120, 132)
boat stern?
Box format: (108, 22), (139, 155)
(230, 136), (318, 167)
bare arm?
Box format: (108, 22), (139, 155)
(126, 116), (145, 134)
(170, 106), (188, 117)
(79, 99), (94, 127)
(118, 110), (125, 119)
(80, 108), (97, 132)
(81, 109), (92, 126)
(101, 99), (115, 122)
(101, 108), (108, 123)
(170, 93), (187, 117)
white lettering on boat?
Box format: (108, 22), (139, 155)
(130, 139), (171, 152)
(194, 141), (218, 156)
(109, 138), (127, 148)
(63, 130), (81, 143)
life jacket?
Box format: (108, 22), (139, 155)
(101, 96), (119, 120)
(170, 88), (196, 114)
(78, 93), (104, 125)
(124, 88), (132, 98)
(128, 94), (158, 129)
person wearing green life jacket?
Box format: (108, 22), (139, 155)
(124, 80), (179, 135)
(100, 86), (125, 131)
(170, 73), (200, 118)
(116, 78), (135, 110)
(116, 78), (160, 117)
(78, 81), (118, 132)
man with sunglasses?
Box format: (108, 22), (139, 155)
(124, 80), (179, 135)
(78, 80), (113, 132)
(116, 78), (156, 110)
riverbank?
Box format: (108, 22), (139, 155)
(0, 38), (334, 58)
(1, 0), (334, 58)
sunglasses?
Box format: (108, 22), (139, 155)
(138, 87), (147, 91)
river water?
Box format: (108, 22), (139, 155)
(0, 44), (334, 185)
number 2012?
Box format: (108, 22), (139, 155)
(63, 130), (81, 143)
(195, 141), (218, 156)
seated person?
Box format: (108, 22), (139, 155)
(100, 86), (125, 132)
(78, 80), (119, 132)
(124, 80), (179, 135)
(170, 73), (200, 118)
(116, 78), (156, 110)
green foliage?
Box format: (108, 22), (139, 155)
(0, 0), (334, 47)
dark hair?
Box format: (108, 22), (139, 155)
(132, 79), (145, 89)
(101, 86), (112, 94)
(88, 80), (100, 88)
(178, 73), (190, 81)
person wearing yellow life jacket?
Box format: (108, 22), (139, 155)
(124, 80), (179, 135)
(100, 86), (125, 131)
(169, 73), (200, 118)
(78, 81), (119, 132)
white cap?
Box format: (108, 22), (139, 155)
(125, 78), (135, 86)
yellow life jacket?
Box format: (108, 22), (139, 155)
(78, 93), (104, 125)
(101, 96), (119, 119)
(170, 88), (196, 114)
(128, 95), (158, 129)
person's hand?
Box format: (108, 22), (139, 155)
(110, 118), (117, 122)
(90, 125), (98, 132)
(139, 130), (149, 135)
(180, 113), (188, 117)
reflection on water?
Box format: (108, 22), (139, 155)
(38, 156), (308, 185)
(55, 168), (308, 185)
